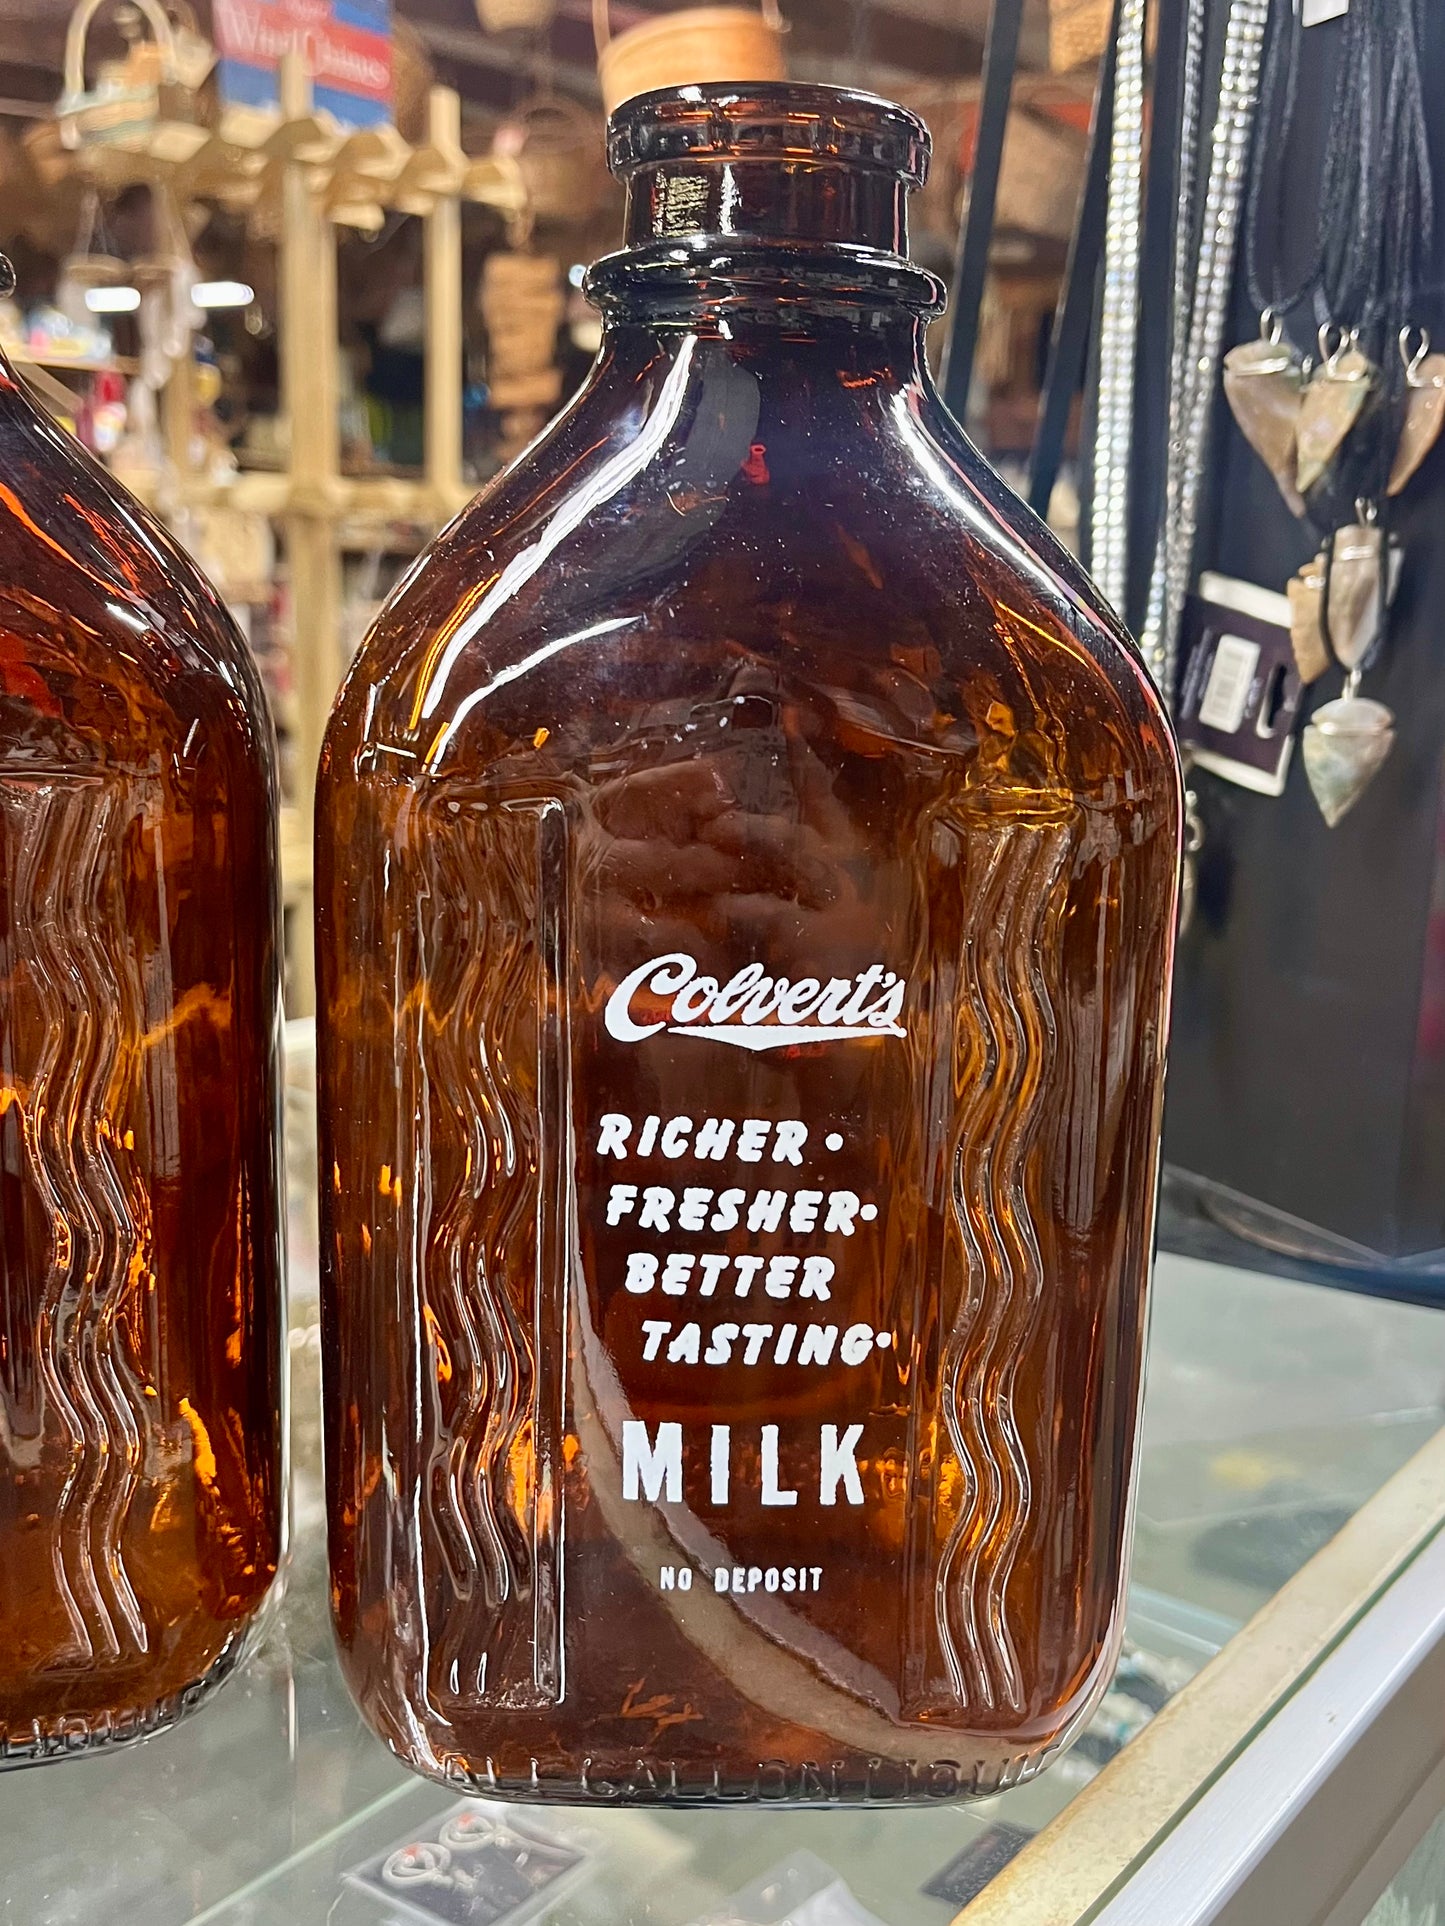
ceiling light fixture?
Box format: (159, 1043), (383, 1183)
(191, 279), (255, 309)
(84, 285), (141, 313)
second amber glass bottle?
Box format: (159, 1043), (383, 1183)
(0, 313), (284, 1762)
(318, 84), (1180, 1802)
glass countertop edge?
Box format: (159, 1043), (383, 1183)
(949, 1422), (1445, 1926)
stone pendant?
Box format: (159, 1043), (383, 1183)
(1286, 523), (1385, 684)
(1388, 351), (1445, 496)
(1296, 339), (1377, 496)
(1301, 692), (1395, 826)
(1223, 322), (1306, 516)
(1287, 557), (1330, 683)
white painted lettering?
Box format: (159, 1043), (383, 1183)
(694, 1117), (735, 1160)
(607, 1183), (638, 1225)
(799, 1256), (835, 1300)
(678, 1187), (712, 1231)
(797, 1325), (838, 1366)
(697, 1253), (729, 1297)
(661, 1253), (695, 1296)
(638, 1186), (673, 1232)
(732, 1255), (764, 1297)
(623, 1420), (682, 1501)
(703, 1322), (738, 1364)
(764, 1255), (799, 1298)
(789, 1190), (822, 1232)
(624, 1252), (657, 1294)
(746, 1189), (788, 1233)
(710, 1424), (730, 1505)
(820, 1424), (865, 1505)
(710, 1188), (744, 1231)
(667, 1322), (700, 1363)
(761, 1424), (797, 1505)
(840, 1322), (875, 1364)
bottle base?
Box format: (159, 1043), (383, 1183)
(0, 1627), (254, 1770)
(368, 1733), (1069, 1808)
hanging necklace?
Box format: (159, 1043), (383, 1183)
(1214, 0), (1434, 824)
(1225, 0), (1434, 515)
(1140, 0), (1272, 701)
(1135, 0), (1271, 931)
(1220, 0), (1319, 517)
(1091, 0), (1149, 617)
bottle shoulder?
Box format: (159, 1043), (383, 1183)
(0, 383), (274, 771)
(328, 366), (1175, 808)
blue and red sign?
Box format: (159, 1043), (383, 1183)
(213, 0), (393, 129)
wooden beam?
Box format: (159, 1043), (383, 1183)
(424, 85), (465, 520)
(278, 51), (342, 1015)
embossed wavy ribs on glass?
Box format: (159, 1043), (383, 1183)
(935, 814), (1072, 1719)
(1, 775), (152, 1671)
(395, 793), (567, 1711)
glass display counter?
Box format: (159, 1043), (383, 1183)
(4, 1033), (1444, 1926)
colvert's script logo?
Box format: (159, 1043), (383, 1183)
(604, 953), (907, 1052)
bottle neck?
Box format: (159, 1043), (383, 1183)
(588, 159), (943, 337)
(592, 306), (933, 389)
(623, 156), (910, 254)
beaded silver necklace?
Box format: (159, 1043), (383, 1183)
(1139, 0), (1274, 698)
(1091, 0), (1149, 615)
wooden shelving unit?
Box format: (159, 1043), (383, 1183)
(5, 348), (140, 376)
(55, 53), (526, 1010)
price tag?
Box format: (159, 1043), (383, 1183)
(1197, 634), (1261, 735)
(1301, 0), (1347, 24)
(1177, 575), (1303, 797)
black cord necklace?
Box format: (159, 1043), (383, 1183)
(1244, 0), (1432, 349)
(1322, 0), (1431, 336)
(1243, 0), (1317, 324)
(1222, 0), (1436, 824)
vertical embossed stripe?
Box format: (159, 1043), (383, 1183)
(413, 797), (568, 1707)
(936, 818), (1071, 1717)
(5, 776), (149, 1665)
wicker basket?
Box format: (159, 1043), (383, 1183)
(57, 0), (208, 156)
(1049, 0), (1112, 72)
(162, 0), (216, 92)
(995, 108), (1087, 241)
(481, 250), (566, 304)
(391, 19), (435, 144)
(489, 369), (564, 410)
(480, 251), (563, 384)
(593, 0), (786, 119)
(476, 0), (556, 31)
(493, 95), (605, 226)
(22, 119), (73, 188)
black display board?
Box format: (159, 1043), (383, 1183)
(1163, 4), (1445, 1264)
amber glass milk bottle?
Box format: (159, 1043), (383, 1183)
(317, 84), (1181, 1802)
(0, 271), (284, 1762)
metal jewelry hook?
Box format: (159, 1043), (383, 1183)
(1400, 323), (1432, 385)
